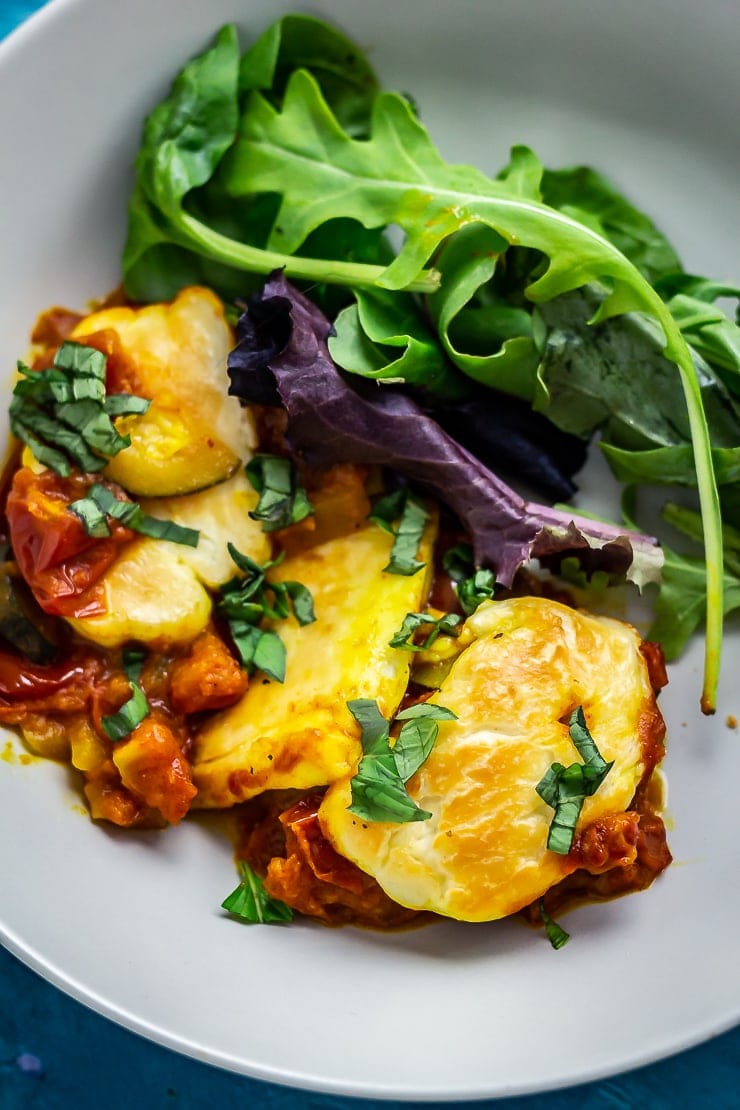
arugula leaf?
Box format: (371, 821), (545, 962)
(123, 25), (436, 300)
(536, 707), (613, 855)
(69, 484), (200, 547)
(218, 544), (315, 682)
(368, 490), (429, 576)
(227, 73), (723, 708)
(644, 503), (740, 659)
(101, 681), (150, 743)
(10, 342), (150, 477)
(540, 164), (682, 283)
(221, 860), (293, 923)
(538, 899), (570, 950)
(244, 453), (314, 532)
(389, 611), (462, 652)
(239, 14), (380, 137)
(655, 274), (740, 389)
(600, 442), (740, 492)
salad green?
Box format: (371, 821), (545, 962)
(122, 13), (740, 713)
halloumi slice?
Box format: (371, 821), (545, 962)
(192, 517), (437, 807)
(319, 595), (664, 922)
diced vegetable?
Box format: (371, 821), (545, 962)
(66, 537), (212, 648)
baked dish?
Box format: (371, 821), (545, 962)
(0, 283), (671, 943)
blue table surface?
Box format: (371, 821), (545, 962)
(1, 1), (740, 1107)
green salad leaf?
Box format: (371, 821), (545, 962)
(121, 14), (738, 712)
(123, 23), (437, 301)
(227, 70), (723, 708)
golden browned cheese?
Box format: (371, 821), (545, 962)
(70, 286), (257, 496)
(319, 596), (663, 923)
(191, 517), (438, 807)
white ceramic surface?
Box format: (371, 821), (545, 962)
(1, 0), (739, 1099)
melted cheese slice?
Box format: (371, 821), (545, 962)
(191, 519), (437, 808)
(67, 471), (269, 648)
(71, 286), (257, 496)
(319, 596), (661, 922)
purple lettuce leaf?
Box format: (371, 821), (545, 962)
(228, 273), (662, 589)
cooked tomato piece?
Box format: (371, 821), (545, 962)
(6, 467), (134, 618)
(112, 716), (196, 824)
(0, 649), (108, 724)
(84, 759), (154, 828)
(240, 792), (421, 928)
(31, 306), (84, 348)
(169, 631), (247, 714)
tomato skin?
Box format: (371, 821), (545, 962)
(6, 467), (134, 618)
(0, 650), (91, 700)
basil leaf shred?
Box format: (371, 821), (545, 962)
(221, 860), (293, 924)
(245, 453), (314, 532)
(346, 697), (456, 823)
(69, 484), (200, 547)
(10, 342), (150, 477)
(536, 706), (613, 854)
(368, 490), (428, 576)
(101, 682), (150, 743)
(218, 543), (315, 682)
(539, 899), (570, 950)
(389, 611), (462, 652)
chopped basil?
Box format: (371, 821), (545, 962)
(218, 544), (315, 682)
(221, 860), (293, 924)
(368, 489), (428, 575)
(122, 645), (147, 683)
(536, 706), (614, 855)
(391, 717), (439, 784)
(442, 543), (496, 615)
(69, 484), (200, 547)
(346, 697), (456, 823)
(394, 703), (458, 722)
(389, 610), (462, 652)
(104, 394), (152, 418)
(349, 754), (432, 823)
(227, 621), (287, 683)
(101, 681), (150, 743)
(345, 698), (390, 755)
(245, 453), (314, 532)
(539, 899), (570, 950)
(9, 342), (150, 477)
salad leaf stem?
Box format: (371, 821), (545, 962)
(177, 210), (440, 293)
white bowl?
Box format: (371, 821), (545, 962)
(1, 0), (739, 1099)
